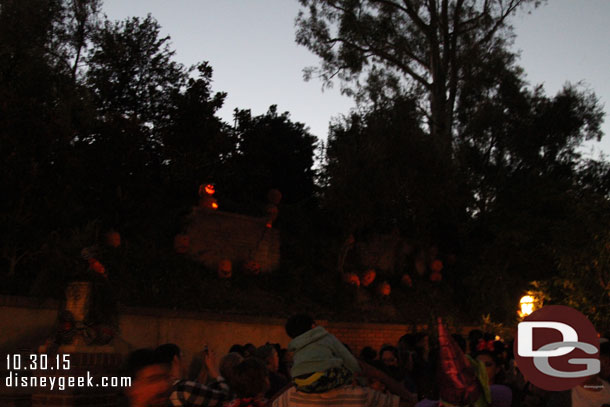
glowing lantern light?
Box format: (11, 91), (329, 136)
(218, 259), (232, 279)
(88, 258), (106, 277)
(401, 274), (413, 287)
(106, 230), (121, 248)
(243, 261), (261, 276)
(430, 259), (444, 273)
(174, 234), (190, 254)
(200, 196), (218, 210)
(361, 269), (376, 287)
(377, 281), (391, 296)
(343, 272), (360, 287)
(211, 201), (219, 209)
(204, 184), (215, 195)
(518, 295), (536, 318)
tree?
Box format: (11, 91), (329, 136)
(296, 0), (543, 156)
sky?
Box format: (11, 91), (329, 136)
(102, 0), (610, 157)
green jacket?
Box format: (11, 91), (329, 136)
(288, 326), (362, 378)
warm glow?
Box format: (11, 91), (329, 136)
(205, 184), (215, 195)
(211, 202), (218, 209)
(519, 295), (536, 317)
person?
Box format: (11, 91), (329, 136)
(285, 314), (361, 393)
(475, 350), (512, 407)
(360, 346), (377, 364)
(256, 343), (289, 398)
(156, 343), (230, 407)
(124, 348), (171, 407)
(225, 358), (270, 407)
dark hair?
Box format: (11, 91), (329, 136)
(285, 314), (315, 338)
(474, 350), (505, 384)
(230, 358), (269, 398)
(451, 334), (466, 353)
(229, 344), (245, 356)
(219, 352), (244, 381)
(155, 343), (181, 365)
(600, 341), (610, 357)
(243, 343), (257, 357)
(360, 346), (377, 361)
(379, 345), (399, 360)
(125, 348), (163, 379)
(256, 344), (277, 364)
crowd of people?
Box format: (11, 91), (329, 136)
(121, 315), (610, 407)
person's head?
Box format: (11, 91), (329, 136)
(230, 358), (269, 399)
(380, 345), (399, 367)
(360, 346), (377, 362)
(219, 352), (244, 382)
(125, 349), (170, 407)
(256, 344), (279, 372)
(475, 350), (502, 385)
(285, 314), (315, 338)
(155, 343), (182, 379)
(243, 343), (257, 358)
(229, 344), (245, 356)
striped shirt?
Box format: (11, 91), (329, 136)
(272, 385), (399, 407)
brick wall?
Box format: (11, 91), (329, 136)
(186, 209), (280, 272)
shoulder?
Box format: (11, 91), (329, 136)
(272, 386), (398, 407)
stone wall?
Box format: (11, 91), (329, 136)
(185, 209), (280, 273)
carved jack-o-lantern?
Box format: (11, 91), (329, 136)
(430, 259), (443, 273)
(361, 269), (376, 287)
(243, 261), (261, 276)
(401, 274), (413, 287)
(377, 281), (391, 296)
(174, 234), (190, 254)
(199, 183), (216, 197)
(343, 272), (360, 287)
(106, 230), (121, 248)
(218, 259), (232, 279)
(267, 189), (282, 205)
(430, 271), (442, 282)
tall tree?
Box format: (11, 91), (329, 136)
(296, 0), (543, 156)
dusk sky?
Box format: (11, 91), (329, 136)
(102, 0), (610, 157)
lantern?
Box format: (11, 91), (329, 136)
(218, 259), (232, 279)
(267, 189), (282, 205)
(343, 272), (360, 287)
(199, 183), (216, 196)
(518, 294), (542, 318)
(377, 281), (391, 296)
(174, 234), (190, 254)
(243, 261), (261, 276)
(361, 269), (376, 287)
(430, 259), (443, 273)
(106, 230), (121, 248)
(401, 274), (413, 287)
(430, 271), (442, 282)
(88, 258), (106, 277)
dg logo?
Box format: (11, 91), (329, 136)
(514, 305), (600, 391)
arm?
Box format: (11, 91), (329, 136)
(359, 361), (417, 405)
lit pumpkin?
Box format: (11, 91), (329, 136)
(88, 258), (106, 277)
(218, 259), (232, 279)
(199, 183), (216, 197)
(343, 272), (360, 287)
(430, 259), (443, 273)
(243, 261), (261, 276)
(430, 271), (442, 282)
(361, 269), (376, 287)
(106, 230), (121, 248)
(199, 196), (218, 210)
(267, 189), (282, 205)
(401, 274), (413, 287)
(174, 234), (190, 254)
(377, 281), (391, 296)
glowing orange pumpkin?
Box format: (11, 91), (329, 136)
(377, 281), (391, 296)
(106, 230), (121, 248)
(267, 189), (282, 205)
(243, 261), (261, 276)
(430, 259), (443, 273)
(361, 269), (376, 287)
(174, 234), (190, 254)
(343, 272), (360, 287)
(218, 259), (232, 279)
(199, 183), (216, 197)
(401, 274), (413, 287)
(430, 271), (442, 282)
